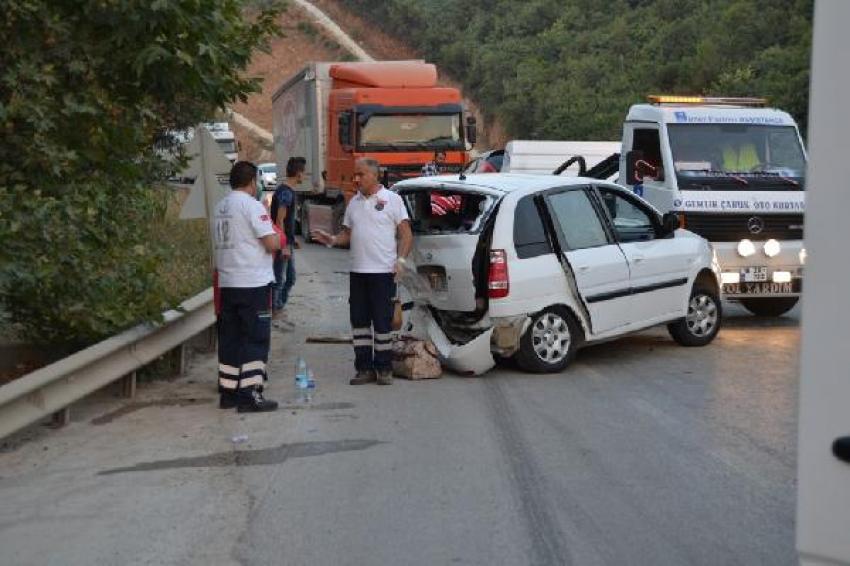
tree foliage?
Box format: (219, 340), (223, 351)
(0, 0), (284, 344)
(341, 0), (813, 141)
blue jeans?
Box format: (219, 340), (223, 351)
(272, 249), (296, 311)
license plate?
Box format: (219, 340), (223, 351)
(724, 282), (794, 295)
(741, 266), (768, 282)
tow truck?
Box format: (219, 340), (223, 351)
(584, 95), (807, 316)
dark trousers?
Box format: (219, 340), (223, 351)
(349, 272), (396, 372)
(218, 285), (272, 399)
(272, 248), (296, 311)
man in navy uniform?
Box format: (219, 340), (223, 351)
(312, 158), (413, 385)
(214, 161), (284, 412)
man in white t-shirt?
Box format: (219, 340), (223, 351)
(214, 161), (285, 412)
(312, 158), (412, 385)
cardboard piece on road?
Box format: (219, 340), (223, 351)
(179, 126), (232, 220)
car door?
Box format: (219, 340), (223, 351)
(594, 185), (691, 321)
(544, 187), (631, 334)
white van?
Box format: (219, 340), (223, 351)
(395, 173), (721, 373)
(502, 140), (620, 176)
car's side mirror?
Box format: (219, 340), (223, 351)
(625, 150), (644, 185)
(660, 211), (679, 236)
(465, 115), (477, 146)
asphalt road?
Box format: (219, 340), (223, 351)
(0, 244), (799, 565)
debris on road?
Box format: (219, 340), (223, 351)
(392, 338), (442, 380)
(306, 335), (352, 344)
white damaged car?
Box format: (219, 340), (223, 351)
(394, 173), (722, 374)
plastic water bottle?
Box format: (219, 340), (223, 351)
(295, 357), (310, 403)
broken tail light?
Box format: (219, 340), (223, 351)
(488, 249), (509, 299)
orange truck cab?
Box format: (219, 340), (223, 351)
(271, 61), (476, 237)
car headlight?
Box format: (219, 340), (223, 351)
(763, 239), (781, 257)
(737, 239), (756, 257)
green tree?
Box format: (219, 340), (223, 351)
(0, 0), (284, 345)
(341, 0), (813, 141)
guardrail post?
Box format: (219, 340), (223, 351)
(52, 407), (70, 428)
(179, 343), (189, 376)
(121, 371), (137, 399)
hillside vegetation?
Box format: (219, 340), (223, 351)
(341, 0), (813, 141)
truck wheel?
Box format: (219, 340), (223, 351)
(740, 297), (799, 317)
(301, 201), (312, 243)
(515, 307), (579, 373)
(668, 285), (722, 347)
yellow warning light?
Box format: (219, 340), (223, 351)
(648, 95), (704, 104)
(647, 95), (767, 107)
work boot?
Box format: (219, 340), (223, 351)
(349, 370), (377, 385)
(219, 393), (238, 409)
(376, 369), (393, 385)
(237, 389), (279, 413)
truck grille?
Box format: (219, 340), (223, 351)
(684, 213), (804, 241)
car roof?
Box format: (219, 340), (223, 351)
(394, 173), (602, 194)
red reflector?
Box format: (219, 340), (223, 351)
(488, 249), (509, 299)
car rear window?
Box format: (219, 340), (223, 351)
(400, 189), (497, 235)
(513, 195), (552, 258)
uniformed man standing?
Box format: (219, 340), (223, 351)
(312, 158), (413, 385)
(214, 161), (283, 412)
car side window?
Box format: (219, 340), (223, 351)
(546, 189), (609, 250)
(596, 187), (657, 243)
(513, 195), (552, 259)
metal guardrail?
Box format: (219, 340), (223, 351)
(0, 288), (214, 440)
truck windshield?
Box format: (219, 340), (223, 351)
(668, 124), (806, 191)
(359, 114), (463, 151)
(216, 140), (237, 154)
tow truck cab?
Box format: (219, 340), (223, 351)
(616, 96), (807, 317)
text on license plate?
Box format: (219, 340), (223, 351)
(724, 282), (793, 295)
(741, 266), (768, 282)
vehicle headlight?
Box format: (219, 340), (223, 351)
(737, 239), (756, 257)
(763, 239), (781, 258)
(799, 248), (807, 265)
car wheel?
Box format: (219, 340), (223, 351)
(516, 307), (579, 373)
(739, 297), (798, 317)
(668, 285), (722, 347)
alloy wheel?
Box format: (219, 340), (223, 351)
(531, 312), (572, 364)
(686, 294), (718, 337)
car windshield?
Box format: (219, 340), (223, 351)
(259, 165), (276, 174)
(668, 124), (806, 191)
(359, 114), (463, 150)
(400, 189), (497, 235)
